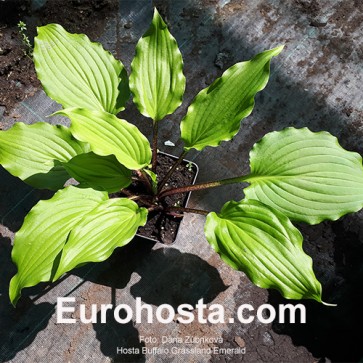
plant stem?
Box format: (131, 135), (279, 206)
(166, 206), (210, 216)
(120, 189), (155, 208)
(136, 169), (153, 194)
(159, 174), (250, 199)
(147, 205), (163, 213)
(158, 149), (188, 192)
(120, 189), (134, 197)
(152, 120), (158, 172)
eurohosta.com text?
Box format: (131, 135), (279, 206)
(57, 297), (306, 324)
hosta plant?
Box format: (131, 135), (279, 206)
(2, 9), (363, 307)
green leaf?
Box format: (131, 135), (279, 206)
(180, 46), (283, 151)
(0, 122), (89, 190)
(205, 199), (323, 302)
(54, 198), (147, 280)
(244, 127), (363, 224)
(34, 23), (129, 114)
(64, 152), (132, 192)
(129, 8), (186, 121)
(56, 108), (152, 170)
(9, 186), (108, 305)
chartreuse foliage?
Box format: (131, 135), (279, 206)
(2, 9), (363, 307)
(180, 46), (283, 151)
(56, 108), (151, 170)
(9, 187), (109, 305)
(53, 198), (147, 281)
(244, 128), (363, 224)
(34, 23), (129, 113)
(64, 152), (132, 192)
(0, 122), (89, 190)
(129, 8), (185, 121)
(205, 200), (322, 302)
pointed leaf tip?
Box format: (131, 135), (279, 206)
(321, 301), (338, 307)
(271, 44), (284, 55)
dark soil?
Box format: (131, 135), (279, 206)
(0, 28), (39, 116)
(0, 1), (37, 115)
(33, 0), (117, 39)
(0, 0), (117, 115)
(112, 152), (197, 244)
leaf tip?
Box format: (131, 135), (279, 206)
(138, 206), (149, 226)
(275, 44), (285, 53)
(153, 7), (160, 17)
(9, 275), (20, 307)
(264, 44), (284, 59)
(321, 300), (338, 307)
(152, 7), (165, 23)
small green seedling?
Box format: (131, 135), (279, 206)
(17, 21), (33, 57)
(2, 9), (363, 306)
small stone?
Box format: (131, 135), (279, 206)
(343, 107), (353, 117)
(214, 52), (229, 69)
(164, 140), (175, 147)
(262, 331), (274, 346)
(0, 47), (10, 56)
(310, 20), (328, 27)
(234, 336), (245, 348)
